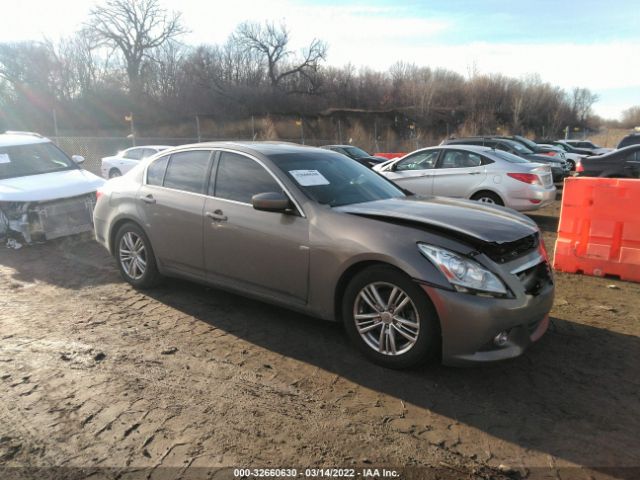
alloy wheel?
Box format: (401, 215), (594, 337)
(353, 282), (420, 356)
(477, 196), (495, 204)
(119, 231), (147, 280)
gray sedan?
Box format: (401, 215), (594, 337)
(94, 142), (554, 368)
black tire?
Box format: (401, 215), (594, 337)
(471, 191), (504, 206)
(114, 222), (161, 288)
(109, 168), (122, 178)
(342, 265), (441, 369)
(567, 160), (576, 171)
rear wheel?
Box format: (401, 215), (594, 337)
(471, 191), (504, 206)
(109, 168), (122, 178)
(342, 265), (440, 368)
(114, 223), (161, 288)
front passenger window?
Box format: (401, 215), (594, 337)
(395, 151), (439, 171)
(214, 152), (281, 204)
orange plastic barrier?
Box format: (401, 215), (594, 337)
(553, 177), (640, 282)
(374, 152), (406, 160)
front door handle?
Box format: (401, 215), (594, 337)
(206, 210), (228, 222)
(142, 194), (156, 204)
(467, 172), (482, 175)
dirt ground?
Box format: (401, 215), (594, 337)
(1, 199), (639, 480)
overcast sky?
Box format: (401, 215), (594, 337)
(2, 0), (639, 119)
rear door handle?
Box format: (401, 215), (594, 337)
(206, 210), (228, 222)
(142, 194), (156, 204)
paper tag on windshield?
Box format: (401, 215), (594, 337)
(0, 154), (10, 164)
(289, 169), (330, 186)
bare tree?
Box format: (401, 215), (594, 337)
(571, 87), (599, 125)
(85, 0), (184, 96)
(621, 106), (640, 128)
(233, 21), (327, 93)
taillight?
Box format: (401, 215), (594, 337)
(96, 190), (104, 201)
(507, 173), (541, 185)
(576, 161), (584, 173)
(544, 151), (557, 157)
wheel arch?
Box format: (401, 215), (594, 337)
(469, 188), (505, 204)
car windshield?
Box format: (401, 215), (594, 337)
(0, 142), (77, 180)
(505, 140), (534, 154)
(343, 146), (370, 159)
(271, 152), (405, 207)
(490, 150), (530, 163)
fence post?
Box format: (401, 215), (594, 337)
(196, 115), (201, 142)
(300, 116), (305, 145)
(338, 119), (342, 144)
(251, 115), (255, 140)
(52, 108), (59, 144)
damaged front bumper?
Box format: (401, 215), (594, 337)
(0, 192), (97, 244)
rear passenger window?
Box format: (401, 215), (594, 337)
(214, 152), (281, 203)
(163, 150), (211, 194)
(439, 151), (483, 168)
(146, 155), (169, 186)
(124, 148), (143, 160)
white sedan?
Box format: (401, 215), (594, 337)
(374, 145), (556, 211)
(101, 145), (171, 179)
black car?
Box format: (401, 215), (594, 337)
(494, 135), (564, 157)
(577, 145), (640, 178)
(442, 137), (570, 182)
(322, 145), (387, 168)
(541, 139), (593, 156)
(617, 133), (640, 149)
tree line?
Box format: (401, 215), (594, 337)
(0, 0), (620, 140)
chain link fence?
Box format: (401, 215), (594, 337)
(52, 136), (417, 177)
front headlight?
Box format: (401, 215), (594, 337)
(417, 243), (507, 295)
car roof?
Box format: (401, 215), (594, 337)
(416, 144), (494, 154)
(0, 132), (51, 147)
(128, 145), (172, 150)
(166, 141), (321, 156)
(323, 145), (359, 149)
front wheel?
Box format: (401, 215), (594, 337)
(114, 223), (161, 288)
(109, 168), (122, 178)
(342, 265), (440, 368)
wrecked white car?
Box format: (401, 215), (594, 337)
(0, 132), (105, 244)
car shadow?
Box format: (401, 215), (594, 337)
(145, 278), (640, 477)
(0, 234), (119, 288)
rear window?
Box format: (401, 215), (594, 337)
(163, 150), (212, 194)
(146, 155), (169, 186)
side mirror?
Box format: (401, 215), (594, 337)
(252, 192), (291, 213)
(72, 155), (85, 164)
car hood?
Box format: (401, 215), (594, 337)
(0, 169), (105, 202)
(335, 196), (538, 244)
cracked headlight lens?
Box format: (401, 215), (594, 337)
(418, 243), (507, 295)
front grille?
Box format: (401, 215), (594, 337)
(480, 232), (539, 264)
(516, 260), (553, 296)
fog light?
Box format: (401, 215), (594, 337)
(493, 331), (509, 346)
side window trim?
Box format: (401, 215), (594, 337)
(209, 148), (306, 218)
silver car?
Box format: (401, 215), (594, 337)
(94, 142), (554, 368)
(374, 145), (556, 211)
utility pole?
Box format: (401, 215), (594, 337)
(337, 119), (342, 144)
(196, 114), (201, 142)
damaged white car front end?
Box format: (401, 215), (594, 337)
(0, 133), (105, 244)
